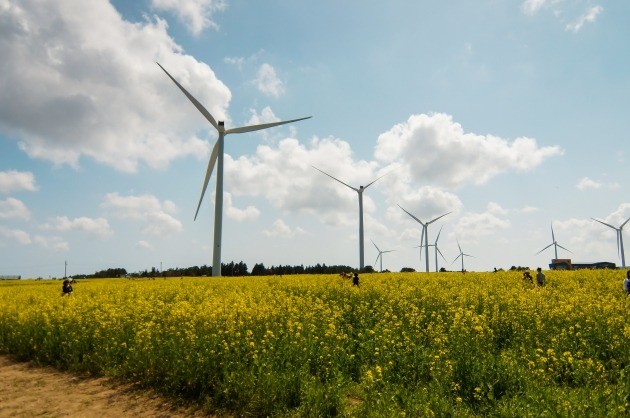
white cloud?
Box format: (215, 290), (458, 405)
(375, 113), (563, 189)
(520, 205), (539, 213)
(224, 192), (260, 222)
(136, 240), (154, 250)
(452, 208), (511, 242)
(522, 0), (548, 15)
(263, 219), (305, 238)
(0, 0), (230, 172)
(0, 197), (31, 220)
(151, 0), (226, 35)
(566, 5), (603, 33)
(102, 193), (183, 236)
(255, 63), (286, 97)
(0, 170), (38, 193)
(0, 226), (31, 245)
(33, 235), (69, 251)
(41, 216), (113, 237)
(577, 176), (620, 190)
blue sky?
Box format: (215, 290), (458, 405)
(1, 0), (628, 278)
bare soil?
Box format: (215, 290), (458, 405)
(0, 355), (213, 417)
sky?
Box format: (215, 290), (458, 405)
(1, 0), (629, 278)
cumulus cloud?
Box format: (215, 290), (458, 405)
(226, 135), (382, 227)
(151, 0), (226, 35)
(0, 0), (230, 172)
(0, 170), (38, 193)
(576, 177), (620, 190)
(566, 5), (603, 32)
(101, 193), (183, 236)
(33, 235), (69, 251)
(0, 226), (31, 245)
(136, 240), (154, 250)
(0, 197), (31, 220)
(375, 113), (563, 189)
(41, 216), (113, 237)
(263, 219), (305, 238)
(451, 203), (511, 242)
(522, 0), (548, 15)
(224, 192), (260, 222)
(255, 64), (286, 97)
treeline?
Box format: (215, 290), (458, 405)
(76, 261), (368, 279)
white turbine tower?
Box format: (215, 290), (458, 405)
(313, 166), (386, 270)
(452, 240), (474, 272)
(372, 239), (394, 272)
(591, 216), (630, 268)
(398, 204), (450, 272)
(158, 63), (311, 276)
(536, 223), (571, 260)
(415, 227), (447, 272)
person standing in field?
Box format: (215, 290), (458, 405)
(352, 272), (359, 287)
(623, 270), (630, 295)
(61, 279), (73, 296)
(536, 267), (546, 286)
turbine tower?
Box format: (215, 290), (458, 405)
(372, 239), (394, 273)
(452, 240), (474, 272)
(158, 63), (310, 276)
(398, 204), (450, 272)
(415, 227), (447, 272)
(313, 166), (386, 270)
(536, 223), (571, 260)
(591, 216), (630, 268)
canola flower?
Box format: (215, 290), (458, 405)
(0, 270), (628, 416)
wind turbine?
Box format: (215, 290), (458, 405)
(398, 204), (450, 272)
(536, 223), (571, 260)
(591, 216), (630, 268)
(312, 166), (386, 270)
(452, 240), (474, 272)
(158, 63), (310, 276)
(415, 227), (447, 272)
(372, 239), (395, 273)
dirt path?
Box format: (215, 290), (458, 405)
(0, 355), (212, 417)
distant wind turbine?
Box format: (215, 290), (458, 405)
(313, 166), (386, 270)
(372, 239), (395, 272)
(452, 240), (474, 272)
(398, 204), (450, 272)
(418, 226), (447, 272)
(536, 223), (571, 260)
(591, 216), (630, 268)
(158, 63), (311, 276)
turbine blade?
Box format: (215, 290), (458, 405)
(551, 223), (556, 242)
(451, 253), (462, 265)
(374, 254), (380, 266)
(591, 218), (617, 230)
(194, 141), (219, 221)
(362, 171), (390, 190)
(535, 242), (554, 255)
(398, 204), (426, 226)
(556, 244), (572, 253)
(371, 239), (380, 252)
(428, 211), (451, 225)
(436, 247), (447, 261)
(383, 250), (395, 254)
(157, 62), (219, 131)
(312, 166), (358, 192)
(620, 217), (630, 229)
(226, 116), (311, 134)
(434, 225), (443, 245)
(457, 239), (462, 253)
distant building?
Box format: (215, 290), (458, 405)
(549, 259), (616, 270)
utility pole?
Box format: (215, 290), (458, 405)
(64, 260), (67, 278)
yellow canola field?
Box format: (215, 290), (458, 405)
(1, 270), (628, 417)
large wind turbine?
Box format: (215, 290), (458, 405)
(158, 63), (310, 276)
(452, 240), (474, 272)
(398, 204), (450, 272)
(372, 239), (394, 273)
(591, 216), (630, 268)
(313, 166), (386, 270)
(415, 226), (447, 272)
(536, 223), (571, 260)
